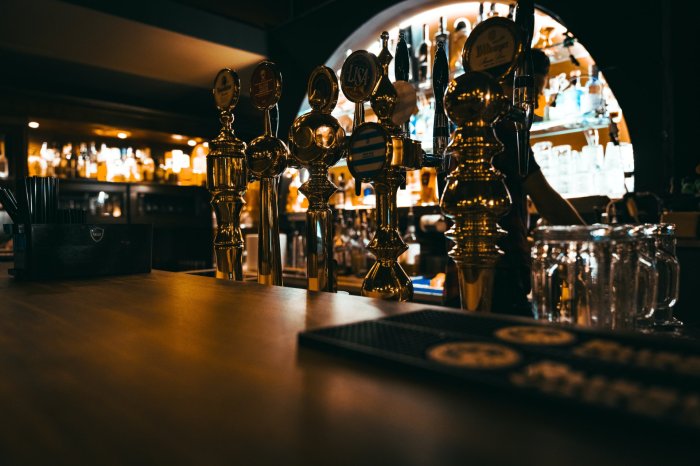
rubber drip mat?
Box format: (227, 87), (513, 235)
(299, 309), (700, 430)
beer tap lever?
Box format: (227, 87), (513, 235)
(513, 0), (536, 177)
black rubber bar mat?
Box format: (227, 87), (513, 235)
(299, 309), (700, 430)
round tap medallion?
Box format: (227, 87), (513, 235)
(341, 50), (380, 103)
(308, 66), (339, 114)
(427, 342), (521, 369)
(250, 61), (282, 110)
(494, 326), (576, 346)
(347, 122), (389, 181)
(462, 17), (522, 80)
(212, 68), (240, 111)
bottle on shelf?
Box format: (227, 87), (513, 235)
(581, 64), (604, 118)
(416, 23), (432, 85)
(477, 2), (486, 24)
(487, 2), (499, 18)
(333, 213), (348, 275)
(399, 206), (421, 277)
(336, 172), (347, 208)
(350, 212), (368, 276)
(0, 141), (9, 178)
(555, 70), (583, 119)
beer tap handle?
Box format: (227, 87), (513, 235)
(394, 31), (410, 82)
(395, 31), (411, 137)
(432, 41), (450, 165)
(513, 0), (535, 177)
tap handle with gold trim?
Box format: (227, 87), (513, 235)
(207, 68), (248, 281)
(246, 61), (288, 286)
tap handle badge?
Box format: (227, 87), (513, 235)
(341, 50), (380, 104)
(462, 17), (522, 81)
(308, 66), (339, 114)
(347, 123), (390, 182)
(250, 61), (283, 111)
(213, 68), (240, 118)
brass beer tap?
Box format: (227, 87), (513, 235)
(207, 69), (248, 280)
(440, 17), (524, 311)
(246, 61), (289, 286)
(345, 32), (424, 302)
(289, 66), (346, 292)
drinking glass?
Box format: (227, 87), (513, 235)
(552, 145), (572, 196)
(532, 141), (553, 171)
(531, 225), (657, 330)
(637, 224), (681, 329)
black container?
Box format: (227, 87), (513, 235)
(4, 223), (152, 280)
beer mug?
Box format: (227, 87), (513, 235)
(531, 225), (657, 330)
(637, 224), (681, 328)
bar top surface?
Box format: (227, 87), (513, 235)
(0, 270), (694, 465)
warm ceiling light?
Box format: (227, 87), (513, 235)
(172, 134), (185, 140)
(202, 142), (209, 148)
(187, 139), (197, 147)
(28, 121), (40, 129)
(117, 132), (128, 139)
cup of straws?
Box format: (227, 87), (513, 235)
(0, 177), (86, 226)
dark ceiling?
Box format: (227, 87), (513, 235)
(171, 0), (335, 29)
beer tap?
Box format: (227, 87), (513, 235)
(512, 0), (536, 177)
(345, 32), (424, 301)
(433, 40), (451, 192)
(289, 66), (345, 292)
(440, 16), (524, 311)
(246, 61), (288, 286)
(207, 69), (248, 280)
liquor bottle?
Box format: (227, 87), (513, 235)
(581, 64), (604, 118)
(434, 17), (449, 71)
(487, 2), (499, 17)
(342, 213), (354, 274)
(399, 207), (421, 276)
(416, 24), (431, 84)
(556, 70), (583, 118)
(333, 213), (347, 274)
(77, 143), (88, 178)
(419, 168), (438, 205)
(0, 143), (8, 178)
(336, 172), (347, 208)
(477, 2), (486, 23)
(350, 212), (367, 275)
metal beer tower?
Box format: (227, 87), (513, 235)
(207, 69), (248, 280)
(289, 66), (346, 292)
(246, 61), (289, 286)
(440, 15), (530, 311)
(344, 32), (424, 302)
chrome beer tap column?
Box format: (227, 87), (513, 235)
(246, 61), (288, 286)
(440, 17), (523, 311)
(289, 66), (345, 292)
(345, 32), (423, 302)
(207, 69), (248, 280)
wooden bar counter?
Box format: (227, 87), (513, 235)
(0, 270), (695, 465)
